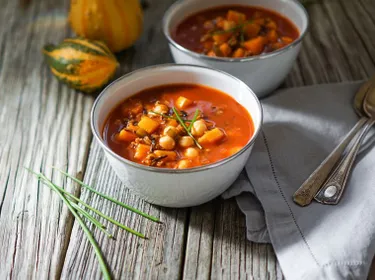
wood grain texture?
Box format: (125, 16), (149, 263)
(0, 0), (94, 278)
(1, 0), (375, 279)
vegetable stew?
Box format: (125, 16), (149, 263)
(172, 5), (299, 58)
(103, 84), (254, 169)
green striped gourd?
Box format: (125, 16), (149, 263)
(42, 38), (119, 93)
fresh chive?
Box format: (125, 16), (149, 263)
(42, 180), (146, 239)
(149, 111), (174, 119)
(149, 111), (192, 122)
(172, 107), (203, 149)
(29, 169), (146, 239)
(71, 202), (114, 239)
(26, 168), (111, 280)
(210, 20), (253, 36)
(53, 167), (161, 223)
(188, 109), (200, 132)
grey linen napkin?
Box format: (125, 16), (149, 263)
(223, 82), (375, 280)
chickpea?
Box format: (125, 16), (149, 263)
(177, 159), (191, 169)
(184, 147), (199, 158)
(191, 120), (207, 137)
(153, 103), (169, 114)
(159, 135), (175, 150)
(163, 126), (178, 138)
(179, 136), (194, 148)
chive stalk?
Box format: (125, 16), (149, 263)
(172, 107), (203, 149)
(53, 167), (161, 223)
(26, 169), (111, 280)
(188, 109), (200, 132)
(71, 202), (113, 239)
(149, 111), (192, 122)
(38, 179), (146, 239)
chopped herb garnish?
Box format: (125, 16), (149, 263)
(172, 107), (202, 149)
(188, 109), (200, 132)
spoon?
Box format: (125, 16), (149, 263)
(293, 79), (372, 206)
(315, 82), (375, 204)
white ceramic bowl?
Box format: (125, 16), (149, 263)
(163, 0), (309, 98)
(91, 64), (262, 207)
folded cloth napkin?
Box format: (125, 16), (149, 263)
(223, 82), (375, 280)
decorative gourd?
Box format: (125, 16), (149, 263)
(42, 38), (119, 93)
(69, 0), (143, 53)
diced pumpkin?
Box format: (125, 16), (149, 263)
(212, 33), (232, 44)
(207, 50), (216, 57)
(243, 23), (261, 39)
(253, 18), (265, 25)
(117, 129), (137, 142)
(271, 42), (284, 50)
(266, 20), (277, 30)
(215, 17), (225, 29)
(243, 36), (266, 55)
(228, 146), (242, 156)
(232, 48), (245, 58)
(167, 119), (178, 127)
(267, 29), (278, 43)
(219, 43), (232, 57)
(176, 96), (193, 110)
(227, 10), (246, 24)
(138, 116), (160, 134)
(154, 150), (177, 161)
(134, 144), (151, 160)
(282, 36), (293, 44)
(223, 20), (236, 31)
(198, 128), (225, 145)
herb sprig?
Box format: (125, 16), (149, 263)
(188, 109), (200, 132)
(172, 107), (202, 149)
(26, 167), (162, 280)
(149, 110), (192, 122)
(210, 20), (253, 36)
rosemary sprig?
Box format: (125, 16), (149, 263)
(188, 109), (200, 132)
(26, 169), (111, 280)
(172, 107), (202, 149)
(53, 167), (161, 223)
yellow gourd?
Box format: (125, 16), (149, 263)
(69, 0), (143, 53)
(42, 38), (119, 93)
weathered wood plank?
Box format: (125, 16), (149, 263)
(1, 0), (375, 279)
(61, 142), (188, 279)
(60, 1), (190, 279)
(0, 0), (95, 279)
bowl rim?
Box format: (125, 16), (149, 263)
(162, 0), (309, 63)
(91, 63), (263, 174)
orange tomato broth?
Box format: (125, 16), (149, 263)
(172, 5), (299, 57)
(103, 84), (254, 168)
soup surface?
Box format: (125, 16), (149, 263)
(103, 84), (254, 169)
(172, 5), (299, 58)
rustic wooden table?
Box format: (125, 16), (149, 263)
(1, 0), (375, 279)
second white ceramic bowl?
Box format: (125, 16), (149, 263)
(91, 64), (262, 207)
(163, 0), (309, 98)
